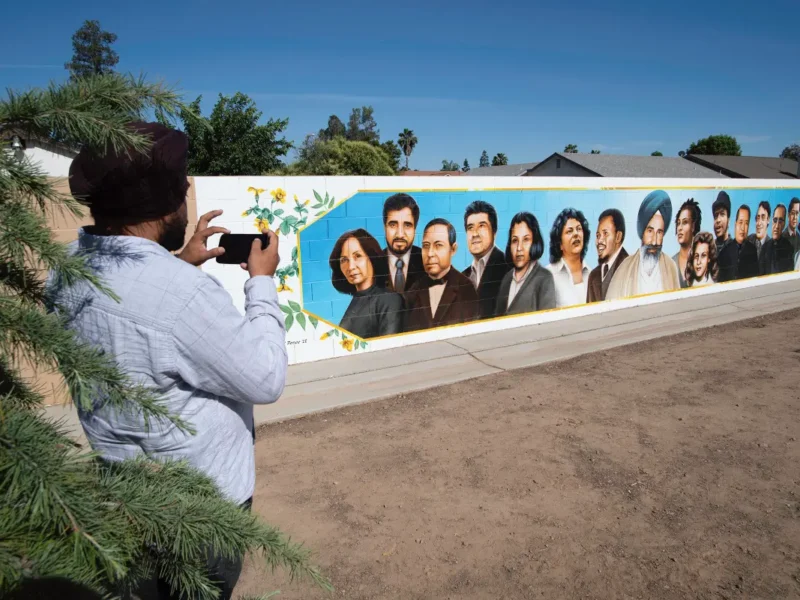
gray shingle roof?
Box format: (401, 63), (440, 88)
(537, 153), (728, 178)
(467, 162), (538, 176)
(685, 155), (799, 179)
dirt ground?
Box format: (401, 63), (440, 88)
(237, 310), (800, 600)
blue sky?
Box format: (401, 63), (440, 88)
(3, 0), (798, 170)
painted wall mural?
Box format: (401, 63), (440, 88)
(194, 178), (800, 365)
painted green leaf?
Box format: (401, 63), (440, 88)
(267, 214), (275, 224)
(291, 246), (298, 261)
(288, 300), (302, 312)
(274, 209), (284, 216)
(309, 316), (319, 328)
(280, 221), (291, 235)
(285, 312), (294, 330)
(313, 190), (324, 204)
(284, 215), (299, 224)
(334, 329), (340, 337)
(296, 312), (307, 330)
(279, 304), (292, 315)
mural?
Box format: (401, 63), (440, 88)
(195, 179), (800, 364)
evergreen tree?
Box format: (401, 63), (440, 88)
(398, 128), (418, 170)
(491, 153), (508, 166)
(65, 20), (119, 80)
(0, 73), (329, 599)
(479, 150), (489, 168)
(563, 144), (578, 154)
(462, 159), (470, 172)
(685, 134), (741, 156)
(651, 150), (663, 156)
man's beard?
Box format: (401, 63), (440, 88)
(159, 216), (187, 252)
(640, 245), (661, 276)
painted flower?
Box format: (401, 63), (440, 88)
(277, 282), (293, 292)
(270, 188), (287, 203)
(247, 187), (265, 195)
(253, 218), (269, 231)
(303, 200), (310, 206)
(320, 332), (331, 340)
(241, 210), (249, 217)
(294, 194), (299, 203)
(340, 338), (355, 351)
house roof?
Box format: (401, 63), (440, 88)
(398, 170), (464, 176)
(526, 153), (728, 178)
(684, 155), (799, 179)
(466, 162), (539, 176)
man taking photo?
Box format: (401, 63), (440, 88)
(46, 121), (287, 599)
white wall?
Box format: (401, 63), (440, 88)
(195, 176), (800, 366)
(25, 144), (75, 177)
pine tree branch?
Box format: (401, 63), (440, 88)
(0, 358), (44, 410)
(0, 151), (85, 218)
(0, 297), (191, 433)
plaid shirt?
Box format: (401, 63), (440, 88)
(46, 231), (287, 503)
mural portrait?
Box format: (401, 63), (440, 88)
(247, 184), (800, 351)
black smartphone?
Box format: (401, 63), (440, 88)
(216, 233), (270, 265)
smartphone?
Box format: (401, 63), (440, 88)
(216, 233), (270, 265)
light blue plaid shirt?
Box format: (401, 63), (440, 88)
(46, 231), (287, 504)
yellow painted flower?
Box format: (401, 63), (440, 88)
(303, 200), (310, 206)
(320, 332), (331, 340)
(277, 283), (293, 293)
(270, 188), (287, 203)
(294, 194), (299, 203)
(340, 338), (355, 351)
(241, 210), (249, 217)
(253, 218), (269, 231)
(247, 187), (265, 195)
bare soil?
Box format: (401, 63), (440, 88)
(237, 310), (800, 600)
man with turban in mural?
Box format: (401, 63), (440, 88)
(605, 190), (681, 300)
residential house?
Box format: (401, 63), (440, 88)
(683, 155), (799, 179)
(466, 162), (539, 176)
(524, 152), (728, 178)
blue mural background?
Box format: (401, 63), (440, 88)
(299, 187), (800, 323)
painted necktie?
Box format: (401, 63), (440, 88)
(394, 258), (405, 293)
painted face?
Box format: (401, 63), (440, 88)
(734, 209), (749, 244)
(642, 211), (665, 252)
(676, 208), (694, 248)
(510, 221), (533, 271)
(755, 205), (769, 240)
(595, 216), (620, 263)
(466, 212), (494, 259)
(560, 218), (584, 259)
(422, 224), (456, 278)
(385, 208), (416, 255)
(713, 208), (729, 240)
(693, 242), (710, 280)
(772, 206), (786, 241)
(789, 203), (799, 232)
(339, 237), (374, 291)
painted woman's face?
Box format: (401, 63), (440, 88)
(693, 242), (710, 280)
(340, 237), (374, 290)
(561, 218), (584, 258)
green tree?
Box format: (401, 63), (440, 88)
(462, 159), (470, 172)
(491, 153), (508, 166)
(441, 159), (460, 171)
(678, 150), (686, 157)
(590, 149), (601, 154)
(0, 73), (329, 599)
(345, 106), (379, 144)
(398, 128), (418, 170)
(318, 115), (346, 141)
(651, 150), (663, 156)
(65, 20), (119, 80)
(479, 150), (490, 167)
(780, 144), (800, 161)
(286, 135), (395, 175)
(179, 92), (292, 175)
(380, 140), (402, 172)
(685, 134), (741, 156)
(563, 144), (578, 153)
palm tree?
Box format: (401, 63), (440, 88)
(398, 128), (418, 170)
(491, 153), (508, 166)
(564, 144), (578, 154)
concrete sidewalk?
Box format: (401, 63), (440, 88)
(47, 277), (800, 442)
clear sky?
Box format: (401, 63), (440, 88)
(3, 0), (798, 170)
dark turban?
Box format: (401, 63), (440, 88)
(637, 190), (672, 239)
(69, 121), (189, 221)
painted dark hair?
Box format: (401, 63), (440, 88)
(329, 228), (389, 295)
(423, 218), (457, 246)
(505, 212), (544, 264)
(549, 207), (590, 264)
(598, 208), (626, 244)
(382, 193), (420, 226)
(676, 198), (702, 237)
(789, 197), (800, 214)
(757, 200), (771, 217)
(712, 191), (731, 218)
(464, 200), (498, 233)
(686, 231), (719, 284)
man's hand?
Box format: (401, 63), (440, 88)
(242, 229), (280, 277)
(177, 210), (230, 267)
